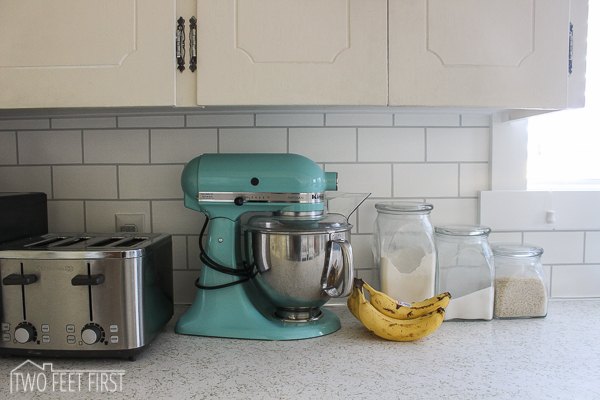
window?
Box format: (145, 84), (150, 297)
(527, 1), (599, 190)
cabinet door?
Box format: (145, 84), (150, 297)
(389, 0), (584, 109)
(196, 0), (387, 106)
(0, 0), (175, 108)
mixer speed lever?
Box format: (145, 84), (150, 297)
(234, 196), (245, 206)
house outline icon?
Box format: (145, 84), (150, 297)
(10, 359), (54, 375)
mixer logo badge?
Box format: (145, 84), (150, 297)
(312, 193), (324, 201)
(9, 360), (125, 394)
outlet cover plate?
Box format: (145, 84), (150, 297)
(115, 213), (145, 233)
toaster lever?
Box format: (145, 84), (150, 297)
(3, 273), (38, 286)
(71, 274), (105, 286)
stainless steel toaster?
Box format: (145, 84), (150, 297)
(0, 233), (173, 359)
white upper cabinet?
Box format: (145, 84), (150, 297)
(0, 0), (175, 108)
(0, 0), (588, 110)
(194, 0), (388, 106)
(388, 0), (588, 109)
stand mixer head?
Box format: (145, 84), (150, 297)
(175, 153), (354, 340)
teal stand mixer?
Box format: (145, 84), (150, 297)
(175, 153), (355, 340)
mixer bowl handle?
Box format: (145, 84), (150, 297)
(321, 239), (354, 298)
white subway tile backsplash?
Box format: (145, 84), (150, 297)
(53, 166), (117, 199)
(0, 132), (16, 164)
(151, 129), (217, 163)
(187, 235), (201, 270)
(552, 265), (600, 297)
(18, 130), (82, 164)
(351, 234), (375, 268)
(186, 113), (254, 127)
(52, 117), (116, 129)
(488, 231), (523, 244)
(354, 268), (380, 291)
(173, 271), (201, 304)
(357, 199), (380, 234)
(85, 201), (151, 232)
(172, 236), (188, 270)
(358, 128), (425, 162)
(47, 200), (85, 232)
(325, 113), (393, 126)
(0, 166), (52, 195)
(428, 198), (479, 226)
(84, 129), (149, 164)
(152, 201), (205, 235)
(395, 113), (459, 127)
(328, 163), (391, 197)
(256, 113), (324, 127)
(119, 165), (184, 199)
(427, 128), (489, 162)
(393, 163), (458, 197)
(0, 108), (594, 300)
(289, 128), (356, 162)
(523, 232), (585, 264)
(219, 128), (287, 153)
(459, 163), (489, 197)
(0, 118), (49, 130)
(585, 232), (600, 263)
(118, 115), (184, 128)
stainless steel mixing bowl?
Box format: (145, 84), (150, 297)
(244, 214), (354, 321)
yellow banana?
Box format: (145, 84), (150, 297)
(347, 279), (445, 342)
(359, 279), (451, 320)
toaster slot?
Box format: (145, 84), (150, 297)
(89, 237), (125, 248)
(116, 237), (148, 247)
(52, 236), (91, 247)
(25, 236), (70, 248)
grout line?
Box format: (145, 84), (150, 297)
(50, 165), (54, 199)
(148, 129), (152, 164)
(83, 200), (87, 231)
(14, 131), (19, 165)
(424, 127), (428, 162)
(116, 165), (120, 199)
(80, 130), (85, 163)
(355, 128), (359, 162)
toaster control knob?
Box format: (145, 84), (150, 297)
(14, 322), (37, 344)
(81, 323), (104, 345)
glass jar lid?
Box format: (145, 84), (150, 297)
(492, 243), (544, 258)
(375, 201), (433, 214)
(434, 225), (491, 236)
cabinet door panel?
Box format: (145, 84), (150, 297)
(0, 0), (175, 108)
(389, 0), (573, 108)
(427, 0), (534, 67)
(196, 0), (387, 105)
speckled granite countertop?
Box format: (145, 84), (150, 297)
(1, 300), (600, 399)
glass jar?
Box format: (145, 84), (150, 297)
(492, 244), (548, 319)
(435, 225), (494, 321)
(373, 202), (436, 303)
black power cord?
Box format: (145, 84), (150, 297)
(194, 216), (257, 290)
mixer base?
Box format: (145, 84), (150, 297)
(275, 307), (323, 322)
(175, 281), (341, 340)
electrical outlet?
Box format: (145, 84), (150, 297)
(115, 214), (146, 233)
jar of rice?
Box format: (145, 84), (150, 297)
(492, 243), (548, 319)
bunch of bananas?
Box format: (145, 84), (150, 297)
(347, 278), (451, 342)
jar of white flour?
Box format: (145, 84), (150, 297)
(435, 225), (494, 321)
(373, 202), (436, 303)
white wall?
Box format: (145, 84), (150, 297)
(0, 108), (596, 303)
